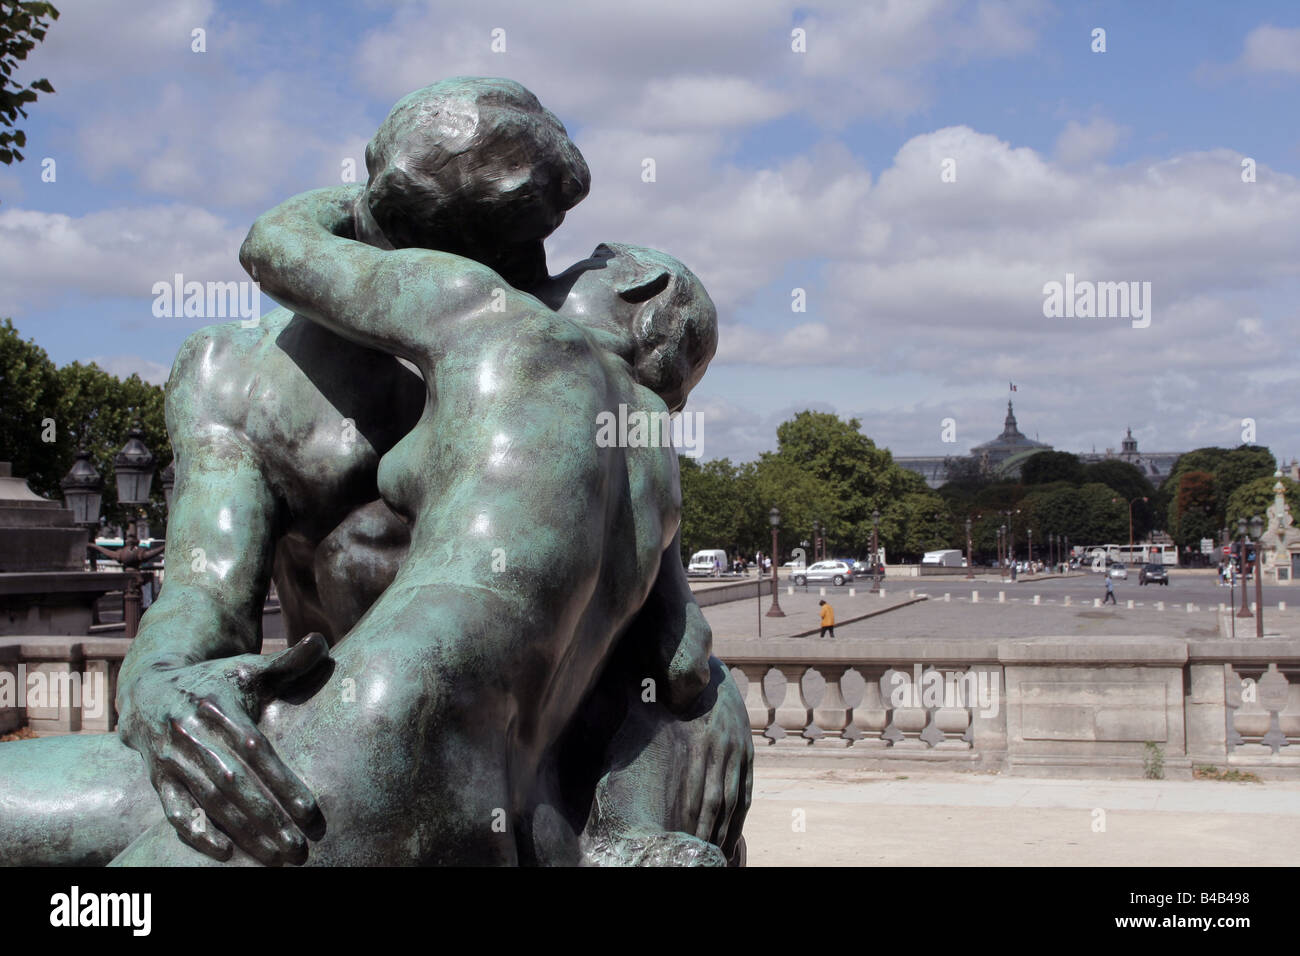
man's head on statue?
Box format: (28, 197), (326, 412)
(359, 76), (590, 272)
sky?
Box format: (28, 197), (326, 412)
(2, 0), (1298, 467)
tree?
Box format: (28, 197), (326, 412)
(1225, 475), (1297, 531)
(0, 318), (171, 531)
(1, 2), (59, 165)
(678, 457), (763, 563)
(1083, 459), (1156, 538)
(1171, 470), (1218, 550)
(0, 315), (61, 489)
(1020, 450), (1085, 486)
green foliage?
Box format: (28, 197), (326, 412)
(0, 318), (171, 531)
(678, 457), (763, 562)
(1020, 450), (1085, 485)
(0, 2), (59, 165)
(1170, 469), (1218, 549)
(1143, 741), (1165, 780)
(1158, 446), (1276, 536)
(1224, 475), (1296, 531)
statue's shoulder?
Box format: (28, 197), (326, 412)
(165, 309), (296, 434)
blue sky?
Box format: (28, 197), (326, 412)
(3, 0), (1298, 466)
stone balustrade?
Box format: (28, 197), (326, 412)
(720, 637), (1300, 778)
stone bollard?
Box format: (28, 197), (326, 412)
(1126, 599), (1133, 609)
(1063, 595), (1071, 606)
(1156, 601), (1164, 611)
(1093, 598), (1101, 607)
(944, 592), (951, 602)
(1219, 603), (1225, 612)
(1187, 603), (1195, 613)
(998, 591), (1005, 604)
(1033, 594), (1040, 605)
(1281, 601), (1287, 612)
(820, 587), (826, 597)
(849, 587), (855, 597)
(1251, 602), (1257, 614)
(972, 591), (979, 604)
(909, 589), (915, 598)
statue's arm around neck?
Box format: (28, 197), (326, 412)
(240, 187), (504, 363)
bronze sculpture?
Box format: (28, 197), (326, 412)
(0, 77), (750, 866)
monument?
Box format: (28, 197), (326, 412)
(0, 78), (751, 867)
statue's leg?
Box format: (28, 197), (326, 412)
(578, 657), (752, 867)
(0, 732), (161, 865)
(114, 584), (522, 867)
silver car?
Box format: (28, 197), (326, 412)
(792, 560), (854, 587)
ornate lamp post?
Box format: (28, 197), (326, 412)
(60, 449), (104, 570)
(1236, 515), (1265, 634)
(114, 427), (157, 505)
(1252, 514), (1265, 638)
(998, 525), (1007, 579)
(965, 516), (974, 580)
(766, 507), (785, 617)
(1236, 517), (1252, 619)
(811, 520), (820, 564)
(871, 509), (881, 593)
(1028, 528), (1034, 568)
(59, 428), (166, 639)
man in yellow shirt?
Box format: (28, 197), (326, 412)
(819, 599), (835, 639)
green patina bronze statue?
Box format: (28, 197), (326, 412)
(0, 77), (751, 866)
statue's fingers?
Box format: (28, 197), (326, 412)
(180, 708), (307, 864)
(196, 699), (320, 832)
(159, 742), (284, 867)
(695, 752), (725, 845)
(156, 773), (231, 861)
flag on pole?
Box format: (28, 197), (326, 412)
(1009, 382), (1017, 392)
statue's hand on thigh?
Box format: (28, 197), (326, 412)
(117, 634), (331, 865)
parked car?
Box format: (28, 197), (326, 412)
(792, 561), (855, 587)
(1109, 562), (1129, 580)
(1139, 564), (1169, 586)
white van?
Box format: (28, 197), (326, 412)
(921, 549), (965, 567)
(687, 549), (729, 577)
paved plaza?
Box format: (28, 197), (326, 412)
(702, 572), (1299, 643)
(746, 765), (1300, 866)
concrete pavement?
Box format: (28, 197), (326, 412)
(746, 766), (1300, 866)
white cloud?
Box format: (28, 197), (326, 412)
(1054, 116), (1124, 167)
(0, 205), (246, 307)
(1239, 25), (1300, 74)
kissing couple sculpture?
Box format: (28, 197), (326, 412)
(0, 77), (751, 867)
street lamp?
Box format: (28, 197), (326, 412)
(767, 507), (785, 618)
(113, 427), (157, 505)
(871, 509), (881, 592)
(59, 429), (166, 639)
(998, 525), (1007, 579)
(60, 449), (103, 528)
(1236, 517), (1252, 619)
(965, 516), (974, 580)
(1113, 495), (1148, 564)
(1028, 528), (1034, 568)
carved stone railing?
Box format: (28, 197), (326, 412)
(721, 637), (1300, 777)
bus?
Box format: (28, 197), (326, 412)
(1080, 543), (1178, 567)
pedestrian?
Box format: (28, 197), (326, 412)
(819, 599), (835, 639)
(1103, 574), (1116, 605)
